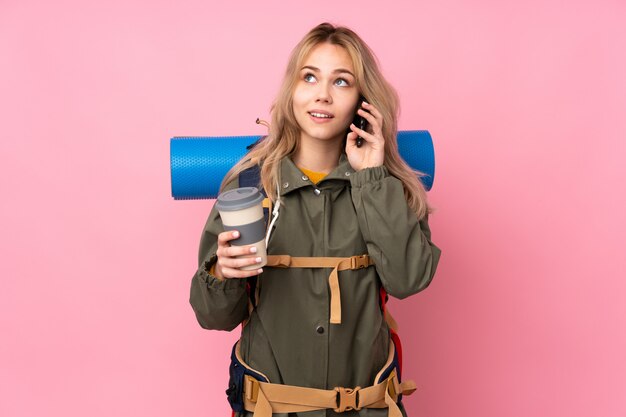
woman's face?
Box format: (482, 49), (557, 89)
(292, 42), (360, 146)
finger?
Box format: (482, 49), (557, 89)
(219, 254), (263, 270)
(217, 230), (240, 246)
(346, 132), (365, 151)
(362, 101), (383, 122)
(217, 244), (258, 259)
(356, 107), (380, 133)
(350, 123), (378, 144)
(220, 265), (264, 279)
(345, 129), (357, 142)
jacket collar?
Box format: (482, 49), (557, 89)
(278, 153), (356, 196)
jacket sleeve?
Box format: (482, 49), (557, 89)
(350, 165), (442, 299)
(189, 179), (249, 331)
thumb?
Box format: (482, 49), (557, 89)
(346, 130), (358, 146)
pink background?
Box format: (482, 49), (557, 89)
(1, 0), (625, 416)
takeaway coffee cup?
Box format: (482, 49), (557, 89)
(215, 187), (267, 270)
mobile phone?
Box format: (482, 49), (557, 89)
(353, 96), (369, 147)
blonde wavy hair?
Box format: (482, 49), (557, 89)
(221, 22), (434, 219)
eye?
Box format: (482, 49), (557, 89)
(335, 78), (349, 87)
(304, 73), (316, 83)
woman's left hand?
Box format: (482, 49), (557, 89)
(346, 101), (386, 171)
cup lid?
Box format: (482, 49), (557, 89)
(215, 187), (264, 211)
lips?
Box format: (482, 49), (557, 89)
(307, 110), (334, 124)
(308, 110), (334, 118)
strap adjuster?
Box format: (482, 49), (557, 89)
(385, 372), (402, 402)
(351, 255), (370, 270)
(245, 375), (260, 402)
(334, 386), (362, 412)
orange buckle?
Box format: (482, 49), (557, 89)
(334, 386), (362, 412)
(244, 375), (260, 402)
(351, 255), (370, 270)
(386, 373), (400, 401)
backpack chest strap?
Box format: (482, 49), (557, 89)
(265, 255), (374, 324)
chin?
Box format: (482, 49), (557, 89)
(306, 125), (348, 141)
(308, 131), (345, 142)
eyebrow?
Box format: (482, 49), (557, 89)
(301, 65), (355, 78)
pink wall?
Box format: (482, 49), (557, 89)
(1, 0), (625, 416)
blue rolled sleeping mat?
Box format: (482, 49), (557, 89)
(170, 130), (436, 200)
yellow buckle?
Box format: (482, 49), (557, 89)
(351, 255), (370, 270)
(386, 372), (401, 401)
(244, 375), (260, 402)
(334, 386), (362, 412)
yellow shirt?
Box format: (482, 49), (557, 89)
(298, 166), (327, 185)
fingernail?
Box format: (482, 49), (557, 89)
(257, 268), (263, 274)
(363, 101), (369, 105)
(232, 231), (239, 238)
(250, 247), (257, 253)
(255, 257), (262, 263)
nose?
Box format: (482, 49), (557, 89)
(315, 81), (332, 103)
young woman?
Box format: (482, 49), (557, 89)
(190, 22), (442, 417)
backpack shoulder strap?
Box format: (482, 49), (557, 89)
(239, 164), (262, 190)
(239, 164), (269, 223)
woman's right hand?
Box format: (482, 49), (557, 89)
(214, 230), (264, 279)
